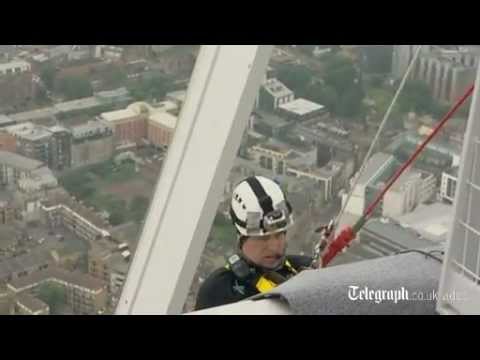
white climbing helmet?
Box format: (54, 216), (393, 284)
(230, 176), (294, 237)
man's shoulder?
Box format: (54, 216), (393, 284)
(201, 267), (235, 289)
(286, 255), (313, 269)
(195, 267), (241, 311)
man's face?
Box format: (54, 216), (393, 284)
(241, 232), (287, 270)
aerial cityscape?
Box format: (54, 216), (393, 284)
(0, 45), (476, 314)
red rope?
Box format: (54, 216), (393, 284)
(363, 84), (475, 219)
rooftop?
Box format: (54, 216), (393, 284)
(253, 110), (290, 128)
(362, 219), (436, 251)
(0, 249), (53, 280)
(70, 120), (111, 139)
(252, 142), (291, 155)
(279, 98), (325, 116)
(0, 115), (14, 126)
(47, 125), (70, 134)
(166, 90), (187, 103)
(356, 152), (395, 187)
(153, 100), (178, 113)
(95, 87), (130, 100)
(101, 108), (139, 123)
(54, 97), (100, 113)
(149, 112), (178, 129)
(16, 127), (52, 142)
(8, 267), (106, 292)
(263, 78), (293, 98)
(4, 122), (35, 135)
(389, 169), (420, 192)
(0, 151), (44, 170)
(9, 108), (56, 123)
(396, 202), (454, 242)
(15, 293), (49, 313)
(0, 60), (30, 72)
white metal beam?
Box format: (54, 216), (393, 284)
(437, 65), (480, 315)
(116, 45), (274, 315)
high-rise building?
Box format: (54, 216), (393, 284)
(47, 126), (72, 171)
(14, 126), (51, 165)
(70, 120), (114, 168)
(392, 45), (479, 103)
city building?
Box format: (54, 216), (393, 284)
(147, 112), (178, 148)
(46, 126), (72, 171)
(0, 194), (18, 225)
(0, 150), (58, 196)
(14, 293), (49, 315)
(344, 152), (398, 216)
(17, 166), (58, 194)
(88, 239), (131, 300)
(0, 248), (53, 283)
(0, 114), (16, 129)
(251, 110), (293, 138)
(0, 130), (16, 153)
(8, 87), (133, 124)
(383, 171), (416, 218)
(248, 142), (293, 176)
(100, 107), (146, 146)
(0, 150), (44, 187)
(13, 126), (52, 165)
(70, 120), (114, 168)
(101, 101), (179, 148)
(392, 45), (479, 103)
(389, 131), (461, 173)
(392, 45), (430, 80)
(414, 54), (476, 103)
(7, 267), (108, 315)
(41, 203), (111, 242)
(0, 60), (31, 76)
(0, 289), (14, 315)
(417, 170), (437, 203)
(277, 98), (327, 122)
(286, 161), (344, 202)
(166, 90), (187, 108)
(258, 78), (294, 111)
(440, 166), (458, 203)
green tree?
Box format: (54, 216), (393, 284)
(40, 64), (57, 91)
(37, 283), (65, 314)
(57, 76), (93, 100)
(305, 83), (339, 112)
(361, 46), (393, 74)
(398, 80), (434, 114)
(60, 172), (96, 200)
(129, 196), (150, 223)
(276, 64), (313, 97)
(109, 211), (126, 226)
(336, 84), (364, 118)
(323, 54), (358, 96)
(129, 75), (171, 102)
(102, 64), (127, 89)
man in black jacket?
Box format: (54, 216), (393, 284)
(195, 176), (327, 311)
